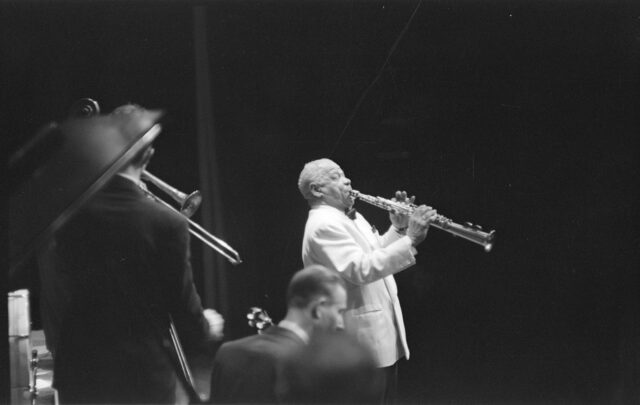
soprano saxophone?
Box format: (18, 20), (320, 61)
(350, 190), (495, 252)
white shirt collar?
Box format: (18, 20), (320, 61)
(278, 320), (309, 344)
(311, 204), (351, 218)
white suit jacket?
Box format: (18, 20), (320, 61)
(301, 204), (417, 367)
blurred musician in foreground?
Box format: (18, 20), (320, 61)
(209, 265), (347, 404)
(36, 238), (71, 358)
(278, 331), (384, 404)
(52, 104), (224, 404)
(298, 158), (436, 404)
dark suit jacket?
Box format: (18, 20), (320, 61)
(209, 325), (305, 404)
(52, 175), (209, 404)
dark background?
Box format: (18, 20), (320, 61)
(2, 0), (638, 403)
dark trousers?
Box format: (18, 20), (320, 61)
(381, 361), (399, 404)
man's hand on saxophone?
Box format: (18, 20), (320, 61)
(389, 190), (416, 230)
(407, 205), (438, 247)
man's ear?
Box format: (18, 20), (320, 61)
(311, 297), (327, 320)
(310, 183), (323, 198)
(311, 305), (320, 320)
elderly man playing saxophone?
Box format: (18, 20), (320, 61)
(298, 158), (437, 404)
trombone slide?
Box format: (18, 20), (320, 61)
(140, 173), (242, 265)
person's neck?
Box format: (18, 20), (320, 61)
(118, 165), (143, 184)
(281, 309), (313, 337)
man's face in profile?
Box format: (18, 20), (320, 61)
(314, 163), (355, 211)
(316, 284), (347, 332)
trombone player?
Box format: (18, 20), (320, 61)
(50, 104), (224, 404)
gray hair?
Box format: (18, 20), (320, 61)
(297, 158), (339, 201)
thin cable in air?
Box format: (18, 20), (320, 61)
(329, 0), (424, 156)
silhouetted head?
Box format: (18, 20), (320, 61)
(111, 104), (155, 170)
(286, 265), (347, 333)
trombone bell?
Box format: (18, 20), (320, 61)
(142, 170), (202, 218)
(180, 190), (202, 218)
(140, 170), (242, 265)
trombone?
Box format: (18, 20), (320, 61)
(141, 170), (242, 265)
(63, 97), (242, 264)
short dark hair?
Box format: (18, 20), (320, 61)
(286, 265), (346, 309)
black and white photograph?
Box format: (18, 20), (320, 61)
(2, 0), (638, 404)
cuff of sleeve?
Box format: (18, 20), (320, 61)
(393, 225), (408, 235)
(400, 235), (417, 257)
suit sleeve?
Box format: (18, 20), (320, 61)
(209, 344), (230, 403)
(307, 220), (416, 285)
(160, 214), (209, 345)
(378, 224), (409, 248)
